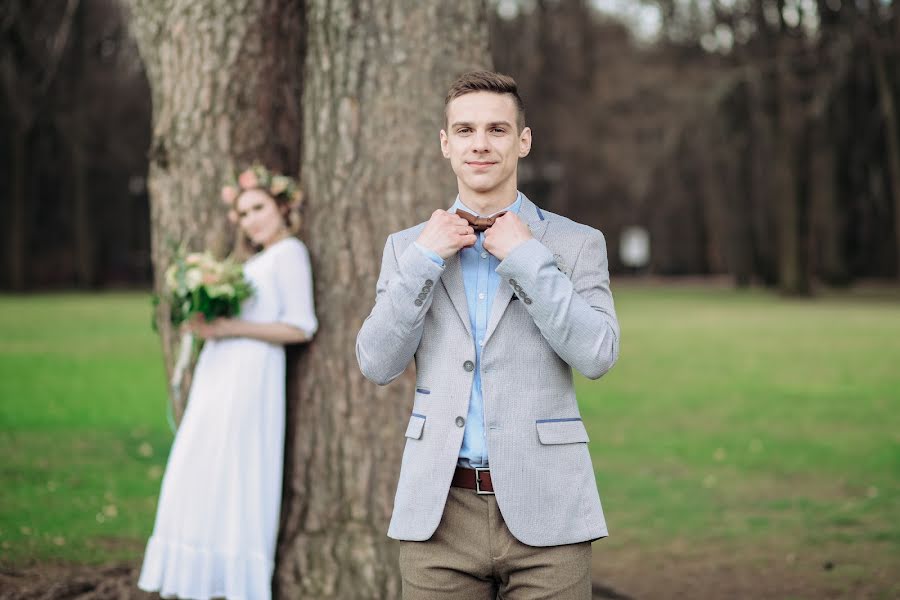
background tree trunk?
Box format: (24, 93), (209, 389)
(275, 1), (489, 598)
(8, 125), (28, 291)
(126, 0), (303, 421)
(68, 0), (94, 287)
(870, 37), (900, 279)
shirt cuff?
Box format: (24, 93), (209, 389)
(414, 242), (445, 267)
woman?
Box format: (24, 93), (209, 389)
(139, 166), (317, 600)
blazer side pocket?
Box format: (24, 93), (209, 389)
(535, 418), (589, 444)
(405, 413), (426, 439)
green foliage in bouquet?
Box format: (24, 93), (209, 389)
(162, 247), (254, 327)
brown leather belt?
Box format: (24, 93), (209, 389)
(452, 466), (494, 494)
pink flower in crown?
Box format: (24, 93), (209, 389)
(238, 169), (259, 189)
(221, 185), (239, 205)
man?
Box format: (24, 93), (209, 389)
(356, 71), (620, 599)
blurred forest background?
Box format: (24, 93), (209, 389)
(3, 0), (898, 294)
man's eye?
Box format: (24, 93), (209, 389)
(457, 128), (471, 134)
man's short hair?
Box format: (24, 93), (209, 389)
(445, 70), (526, 132)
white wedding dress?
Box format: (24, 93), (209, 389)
(139, 237), (317, 600)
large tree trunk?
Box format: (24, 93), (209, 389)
(275, 2), (489, 598)
(126, 0), (303, 421)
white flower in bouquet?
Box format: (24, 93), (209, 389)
(184, 267), (203, 291)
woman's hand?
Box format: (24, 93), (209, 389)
(185, 315), (235, 340)
(182, 314), (310, 344)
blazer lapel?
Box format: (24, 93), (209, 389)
(483, 196), (549, 345)
(441, 250), (473, 337)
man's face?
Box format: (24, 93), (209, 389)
(440, 92), (531, 200)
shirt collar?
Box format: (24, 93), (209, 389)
(452, 192), (522, 218)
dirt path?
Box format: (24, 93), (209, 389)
(1, 551), (896, 600)
(0, 564), (154, 600)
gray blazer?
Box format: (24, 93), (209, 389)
(356, 195), (620, 547)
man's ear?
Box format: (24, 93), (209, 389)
(518, 127), (532, 158)
(440, 129), (450, 158)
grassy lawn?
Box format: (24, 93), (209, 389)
(1, 287), (898, 592)
(579, 285), (900, 597)
(0, 293), (170, 564)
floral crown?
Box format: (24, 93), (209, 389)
(220, 163), (303, 223)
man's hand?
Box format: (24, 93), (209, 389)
(416, 209), (476, 259)
(484, 212), (532, 261)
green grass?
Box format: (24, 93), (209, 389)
(579, 285), (900, 559)
(1, 286), (899, 573)
(0, 293), (170, 564)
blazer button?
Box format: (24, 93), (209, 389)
(524, 297), (533, 305)
(508, 278), (517, 286)
(417, 292), (427, 300)
(425, 279), (434, 286)
(421, 286), (430, 293)
(463, 360), (474, 372)
(414, 299), (423, 306)
(455, 416), (465, 427)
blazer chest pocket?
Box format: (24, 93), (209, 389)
(535, 418), (589, 444)
(405, 413), (426, 440)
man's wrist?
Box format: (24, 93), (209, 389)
(414, 242), (445, 267)
(497, 237), (529, 261)
(496, 238), (551, 275)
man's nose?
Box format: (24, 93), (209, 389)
(472, 129), (490, 151)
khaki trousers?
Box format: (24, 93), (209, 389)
(399, 487), (592, 600)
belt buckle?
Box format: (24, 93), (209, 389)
(474, 467), (494, 495)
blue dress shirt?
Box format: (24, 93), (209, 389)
(414, 193), (523, 467)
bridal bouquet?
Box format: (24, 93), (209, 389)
(163, 248), (253, 327)
(162, 247), (254, 420)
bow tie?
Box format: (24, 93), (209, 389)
(456, 209), (507, 233)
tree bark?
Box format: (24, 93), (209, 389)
(275, 2), (489, 598)
(125, 0), (303, 421)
